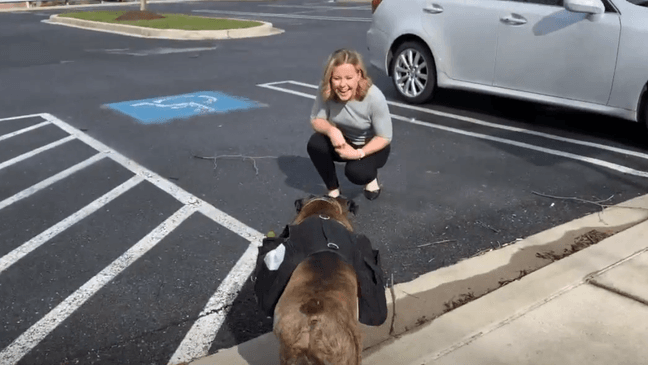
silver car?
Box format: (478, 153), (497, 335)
(367, 0), (648, 128)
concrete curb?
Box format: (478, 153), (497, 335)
(0, 0), (281, 13)
(363, 214), (648, 365)
(0, 0), (167, 13)
(189, 193), (648, 365)
(43, 13), (284, 40)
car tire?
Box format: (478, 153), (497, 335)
(642, 88), (648, 134)
(390, 41), (437, 104)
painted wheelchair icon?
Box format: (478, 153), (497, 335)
(105, 91), (264, 125)
(131, 95), (219, 114)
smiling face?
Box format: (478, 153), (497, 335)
(330, 63), (361, 102)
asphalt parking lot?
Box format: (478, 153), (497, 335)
(1, 0), (647, 364)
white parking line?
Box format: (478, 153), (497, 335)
(40, 113), (264, 244)
(0, 204), (197, 365)
(0, 153), (105, 211)
(0, 113), (266, 364)
(193, 9), (372, 22)
(33, 113), (265, 364)
(261, 4), (369, 9)
(391, 114), (648, 178)
(86, 46), (220, 57)
(285, 80), (648, 161)
(164, 205), (264, 364)
(0, 175), (143, 275)
(0, 113), (44, 122)
(257, 81), (317, 99)
(168, 241), (259, 365)
(0, 121), (50, 142)
(0, 135), (75, 171)
(257, 81), (648, 179)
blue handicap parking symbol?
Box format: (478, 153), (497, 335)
(105, 91), (264, 124)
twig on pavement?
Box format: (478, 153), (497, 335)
(476, 220), (500, 233)
(417, 239), (456, 248)
(400, 289), (420, 299)
(532, 191), (616, 209)
(389, 273), (396, 336)
(193, 154), (277, 175)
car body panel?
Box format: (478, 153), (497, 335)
(420, 0), (508, 86)
(367, 0), (433, 75)
(606, 0), (648, 112)
(437, 75), (636, 120)
(493, 4), (620, 105)
(367, 0), (648, 122)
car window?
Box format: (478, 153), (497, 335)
(509, 0), (564, 7)
(603, 0), (617, 11)
(509, 0), (617, 12)
(626, 0), (648, 6)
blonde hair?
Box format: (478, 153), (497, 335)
(319, 48), (373, 103)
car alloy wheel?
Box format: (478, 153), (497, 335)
(391, 41), (436, 104)
(643, 88), (648, 133)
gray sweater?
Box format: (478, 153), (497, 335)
(310, 84), (393, 147)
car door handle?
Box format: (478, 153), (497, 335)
(423, 4), (443, 14)
(500, 14), (527, 25)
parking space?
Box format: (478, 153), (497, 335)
(260, 79), (648, 177)
(0, 113), (263, 364)
(1, 0), (647, 364)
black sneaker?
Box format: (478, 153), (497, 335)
(363, 188), (381, 201)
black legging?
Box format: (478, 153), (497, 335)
(307, 132), (391, 190)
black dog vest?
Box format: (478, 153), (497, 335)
(252, 214), (388, 326)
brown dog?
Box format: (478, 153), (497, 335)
(253, 195), (387, 365)
(273, 196), (362, 365)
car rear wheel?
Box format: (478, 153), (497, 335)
(642, 89), (648, 133)
(390, 41), (436, 104)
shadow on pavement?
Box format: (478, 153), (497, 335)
(276, 154), (366, 201)
(209, 277), (274, 362)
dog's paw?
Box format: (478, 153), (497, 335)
(346, 198), (359, 215)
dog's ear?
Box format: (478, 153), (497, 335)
(295, 195), (316, 212)
(347, 198), (359, 215)
(294, 198), (304, 212)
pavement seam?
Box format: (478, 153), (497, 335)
(584, 244), (648, 280)
(583, 244), (648, 307)
(420, 280), (587, 363)
(587, 280), (648, 307)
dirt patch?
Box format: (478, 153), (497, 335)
(536, 229), (613, 262)
(443, 292), (476, 312)
(115, 10), (165, 21)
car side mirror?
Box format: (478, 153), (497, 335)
(564, 0), (605, 14)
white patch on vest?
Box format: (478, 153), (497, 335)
(264, 244), (286, 271)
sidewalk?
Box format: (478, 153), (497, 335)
(364, 219), (648, 365)
(192, 193), (648, 365)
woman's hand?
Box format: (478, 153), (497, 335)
(328, 127), (347, 149)
(335, 144), (356, 159)
(336, 145), (364, 160)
